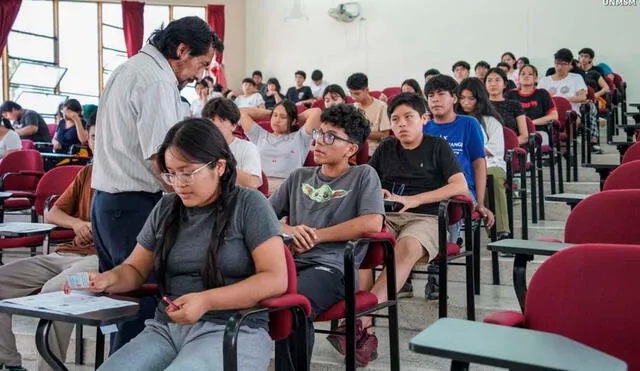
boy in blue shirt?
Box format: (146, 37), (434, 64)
(423, 74), (493, 223)
(421, 75), (494, 299)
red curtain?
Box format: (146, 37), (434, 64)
(0, 0), (22, 53)
(206, 4), (225, 64)
(121, 1), (144, 58)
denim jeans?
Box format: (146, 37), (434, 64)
(91, 190), (162, 353)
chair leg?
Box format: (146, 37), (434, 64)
(472, 224), (480, 295)
(486, 175), (499, 286)
(530, 157), (538, 224)
(344, 242), (358, 371)
(293, 309), (310, 371)
(537, 149), (545, 221)
(438, 258), (448, 318)
(75, 324), (84, 365)
(566, 128), (573, 182)
(519, 165), (528, 240)
(465, 252), (475, 321)
(548, 150), (557, 195)
(387, 289), (400, 371)
(580, 122), (586, 169)
(573, 127), (579, 181)
(556, 142), (564, 194)
(491, 251), (500, 285)
(506, 164), (514, 237)
(94, 328), (105, 369)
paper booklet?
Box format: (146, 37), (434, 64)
(2, 291), (137, 315)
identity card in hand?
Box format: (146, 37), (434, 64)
(67, 272), (91, 289)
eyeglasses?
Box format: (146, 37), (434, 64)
(161, 161), (213, 186)
(459, 96), (477, 103)
(554, 61), (571, 67)
(312, 129), (355, 145)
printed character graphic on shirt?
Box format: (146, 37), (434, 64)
(302, 183), (351, 203)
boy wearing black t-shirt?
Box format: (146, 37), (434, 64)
(285, 70), (314, 106)
(340, 93), (469, 363)
(578, 47), (610, 100)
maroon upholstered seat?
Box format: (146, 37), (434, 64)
(485, 243), (640, 370)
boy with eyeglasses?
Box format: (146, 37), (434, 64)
(269, 104), (385, 369)
(538, 48), (588, 112)
(538, 48), (598, 150)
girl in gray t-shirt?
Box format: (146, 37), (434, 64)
(69, 119), (286, 371)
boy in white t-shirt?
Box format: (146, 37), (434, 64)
(0, 118), (22, 159)
(310, 69), (329, 98)
(537, 48), (588, 112)
(234, 78), (266, 109)
(537, 48), (600, 151)
(202, 98), (262, 189)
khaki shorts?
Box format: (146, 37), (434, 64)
(385, 212), (440, 262)
(267, 177), (286, 195)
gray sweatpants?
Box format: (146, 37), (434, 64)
(0, 252), (98, 370)
(98, 319), (271, 371)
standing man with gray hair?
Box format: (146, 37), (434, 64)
(91, 16), (223, 352)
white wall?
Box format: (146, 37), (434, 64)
(245, 0), (639, 102)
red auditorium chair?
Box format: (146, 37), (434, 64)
(601, 160), (640, 191)
(303, 151), (317, 167)
(223, 245), (312, 371)
(312, 232), (399, 371)
(612, 73), (628, 126)
(488, 128), (533, 284)
(484, 243), (640, 370)
(369, 90), (382, 99)
(20, 139), (35, 150)
(311, 99), (325, 110)
(585, 141), (640, 187)
(537, 189), (640, 246)
(47, 124), (57, 139)
(503, 127), (531, 239)
(0, 149), (44, 223)
(0, 165), (82, 262)
(382, 87), (402, 102)
(409, 196), (477, 315)
(552, 96), (576, 193)
(524, 117), (544, 222)
(257, 120), (273, 133)
(232, 125), (249, 140)
(345, 96), (355, 104)
(622, 141), (640, 163)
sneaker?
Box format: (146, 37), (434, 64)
(397, 279), (414, 299)
(326, 319), (365, 356)
(496, 232), (511, 241)
(424, 273), (440, 301)
(590, 144), (603, 154)
(355, 331), (379, 367)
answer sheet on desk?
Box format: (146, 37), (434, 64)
(3, 292), (137, 315)
(0, 223), (56, 234)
